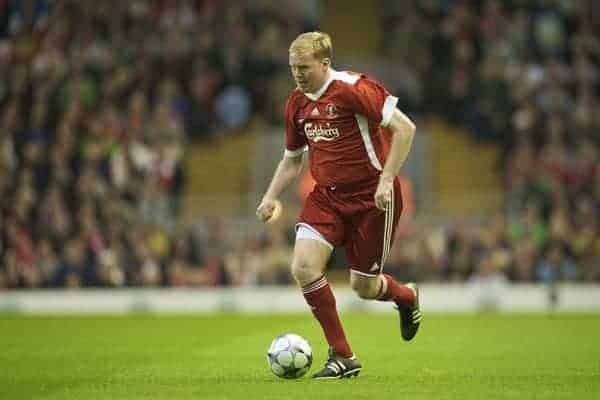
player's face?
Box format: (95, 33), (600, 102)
(289, 51), (329, 94)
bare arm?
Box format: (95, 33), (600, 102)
(374, 108), (416, 210)
(256, 153), (305, 222)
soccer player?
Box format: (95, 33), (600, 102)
(256, 32), (421, 379)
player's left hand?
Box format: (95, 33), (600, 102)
(374, 174), (394, 211)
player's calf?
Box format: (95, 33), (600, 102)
(349, 271), (380, 299)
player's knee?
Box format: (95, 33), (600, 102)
(291, 258), (323, 287)
(350, 274), (379, 299)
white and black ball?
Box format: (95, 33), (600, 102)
(266, 333), (313, 379)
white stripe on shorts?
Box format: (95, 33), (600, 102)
(380, 185), (394, 273)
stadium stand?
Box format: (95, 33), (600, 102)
(0, 0), (598, 289)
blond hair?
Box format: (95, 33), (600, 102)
(289, 31), (333, 62)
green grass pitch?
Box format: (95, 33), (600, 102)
(1, 313), (599, 399)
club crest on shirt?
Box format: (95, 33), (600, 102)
(304, 122), (340, 142)
(325, 103), (338, 118)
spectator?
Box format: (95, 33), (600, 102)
(536, 241), (579, 283)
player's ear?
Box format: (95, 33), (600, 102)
(322, 58), (331, 69)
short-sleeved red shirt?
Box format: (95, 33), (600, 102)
(284, 70), (399, 186)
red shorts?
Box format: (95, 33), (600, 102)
(297, 178), (403, 276)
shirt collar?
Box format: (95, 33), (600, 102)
(303, 69), (335, 101)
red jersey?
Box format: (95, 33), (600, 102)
(284, 70), (399, 186)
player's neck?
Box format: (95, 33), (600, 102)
(305, 68), (334, 100)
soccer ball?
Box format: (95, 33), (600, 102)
(266, 333), (313, 379)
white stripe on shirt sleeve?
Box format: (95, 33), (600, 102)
(380, 95), (398, 127)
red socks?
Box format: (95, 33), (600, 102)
(302, 276), (353, 358)
(301, 274), (413, 358)
(377, 274), (415, 308)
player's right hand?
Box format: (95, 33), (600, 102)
(256, 198), (281, 223)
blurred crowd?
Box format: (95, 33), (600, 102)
(1, 0), (598, 289)
(381, 0), (599, 283)
(0, 0), (315, 288)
